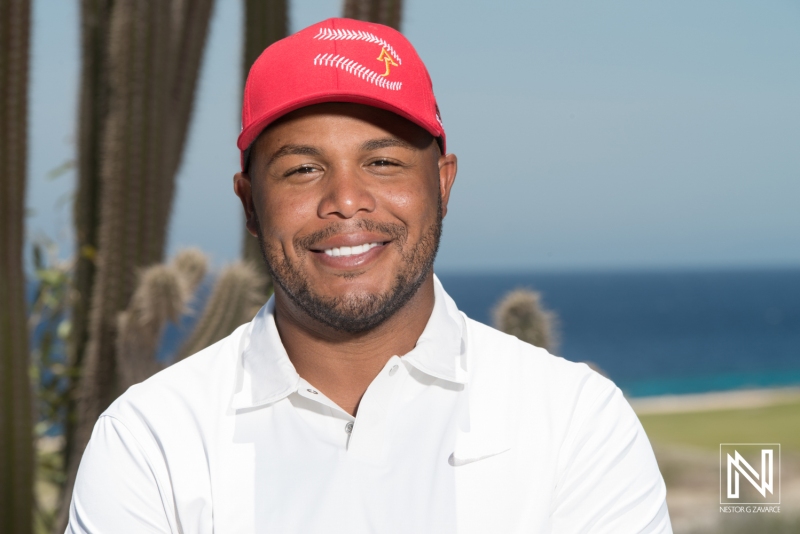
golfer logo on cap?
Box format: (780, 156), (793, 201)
(377, 48), (398, 77)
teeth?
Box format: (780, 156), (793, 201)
(324, 242), (382, 257)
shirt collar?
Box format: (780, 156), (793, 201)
(230, 274), (467, 410)
(401, 275), (468, 385)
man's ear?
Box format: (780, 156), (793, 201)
(437, 153), (458, 219)
(233, 172), (259, 237)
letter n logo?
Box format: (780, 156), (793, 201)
(720, 443), (780, 505)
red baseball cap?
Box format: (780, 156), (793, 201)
(238, 18), (446, 169)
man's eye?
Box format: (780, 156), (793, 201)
(286, 165), (318, 176)
(370, 159), (397, 167)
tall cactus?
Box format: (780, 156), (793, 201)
(61, 0), (113, 508)
(240, 0), (286, 294)
(58, 1), (215, 529)
(493, 289), (559, 352)
(0, 1), (33, 532)
(343, 0), (403, 30)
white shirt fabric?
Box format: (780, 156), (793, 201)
(67, 276), (672, 533)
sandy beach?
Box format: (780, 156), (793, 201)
(629, 386), (800, 415)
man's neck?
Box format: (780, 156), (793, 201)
(273, 275), (436, 416)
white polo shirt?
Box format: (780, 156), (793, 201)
(67, 276), (672, 533)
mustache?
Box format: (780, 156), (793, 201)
(295, 219), (408, 251)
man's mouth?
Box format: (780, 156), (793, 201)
(299, 224), (404, 270)
(322, 242), (386, 257)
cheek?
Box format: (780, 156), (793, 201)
(258, 186), (319, 243)
(379, 180), (439, 229)
(381, 186), (414, 212)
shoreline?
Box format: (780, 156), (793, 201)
(628, 386), (800, 415)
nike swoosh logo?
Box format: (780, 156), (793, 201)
(449, 448), (511, 467)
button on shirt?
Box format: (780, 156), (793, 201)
(67, 276), (672, 533)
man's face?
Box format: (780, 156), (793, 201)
(234, 103), (457, 333)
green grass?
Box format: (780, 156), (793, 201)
(638, 400), (800, 452)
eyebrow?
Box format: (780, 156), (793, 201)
(265, 144), (322, 167)
(258, 137), (417, 171)
(360, 137), (416, 152)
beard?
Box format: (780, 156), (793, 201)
(255, 196), (442, 334)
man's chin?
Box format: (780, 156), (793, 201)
(275, 267), (430, 334)
(308, 271), (396, 297)
(290, 291), (397, 334)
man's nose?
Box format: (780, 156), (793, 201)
(317, 165), (377, 219)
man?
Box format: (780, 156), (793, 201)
(67, 18), (672, 533)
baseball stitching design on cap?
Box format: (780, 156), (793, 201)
(312, 28), (404, 91)
(313, 28), (402, 64)
(313, 53), (403, 91)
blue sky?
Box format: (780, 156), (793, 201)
(26, 0), (800, 272)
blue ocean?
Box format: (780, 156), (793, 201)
(437, 269), (800, 397)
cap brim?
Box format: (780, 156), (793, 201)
(237, 91), (445, 168)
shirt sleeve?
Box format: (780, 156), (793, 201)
(550, 380), (673, 533)
(66, 415), (173, 534)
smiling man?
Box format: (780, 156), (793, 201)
(67, 18), (672, 534)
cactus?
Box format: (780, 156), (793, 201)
(343, 0), (403, 30)
(177, 262), (268, 360)
(111, 249), (271, 393)
(69, 0), (114, 401)
(172, 247), (208, 293)
(58, 2), (215, 530)
(493, 289), (559, 352)
(243, 0), (287, 74)
(113, 252), (264, 387)
(61, 2), (113, 514)
(240, 0), (286, 295)
(115, 249), (207, 390)
(0, 0), (33, 532)
(116, 266), (190, 390)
